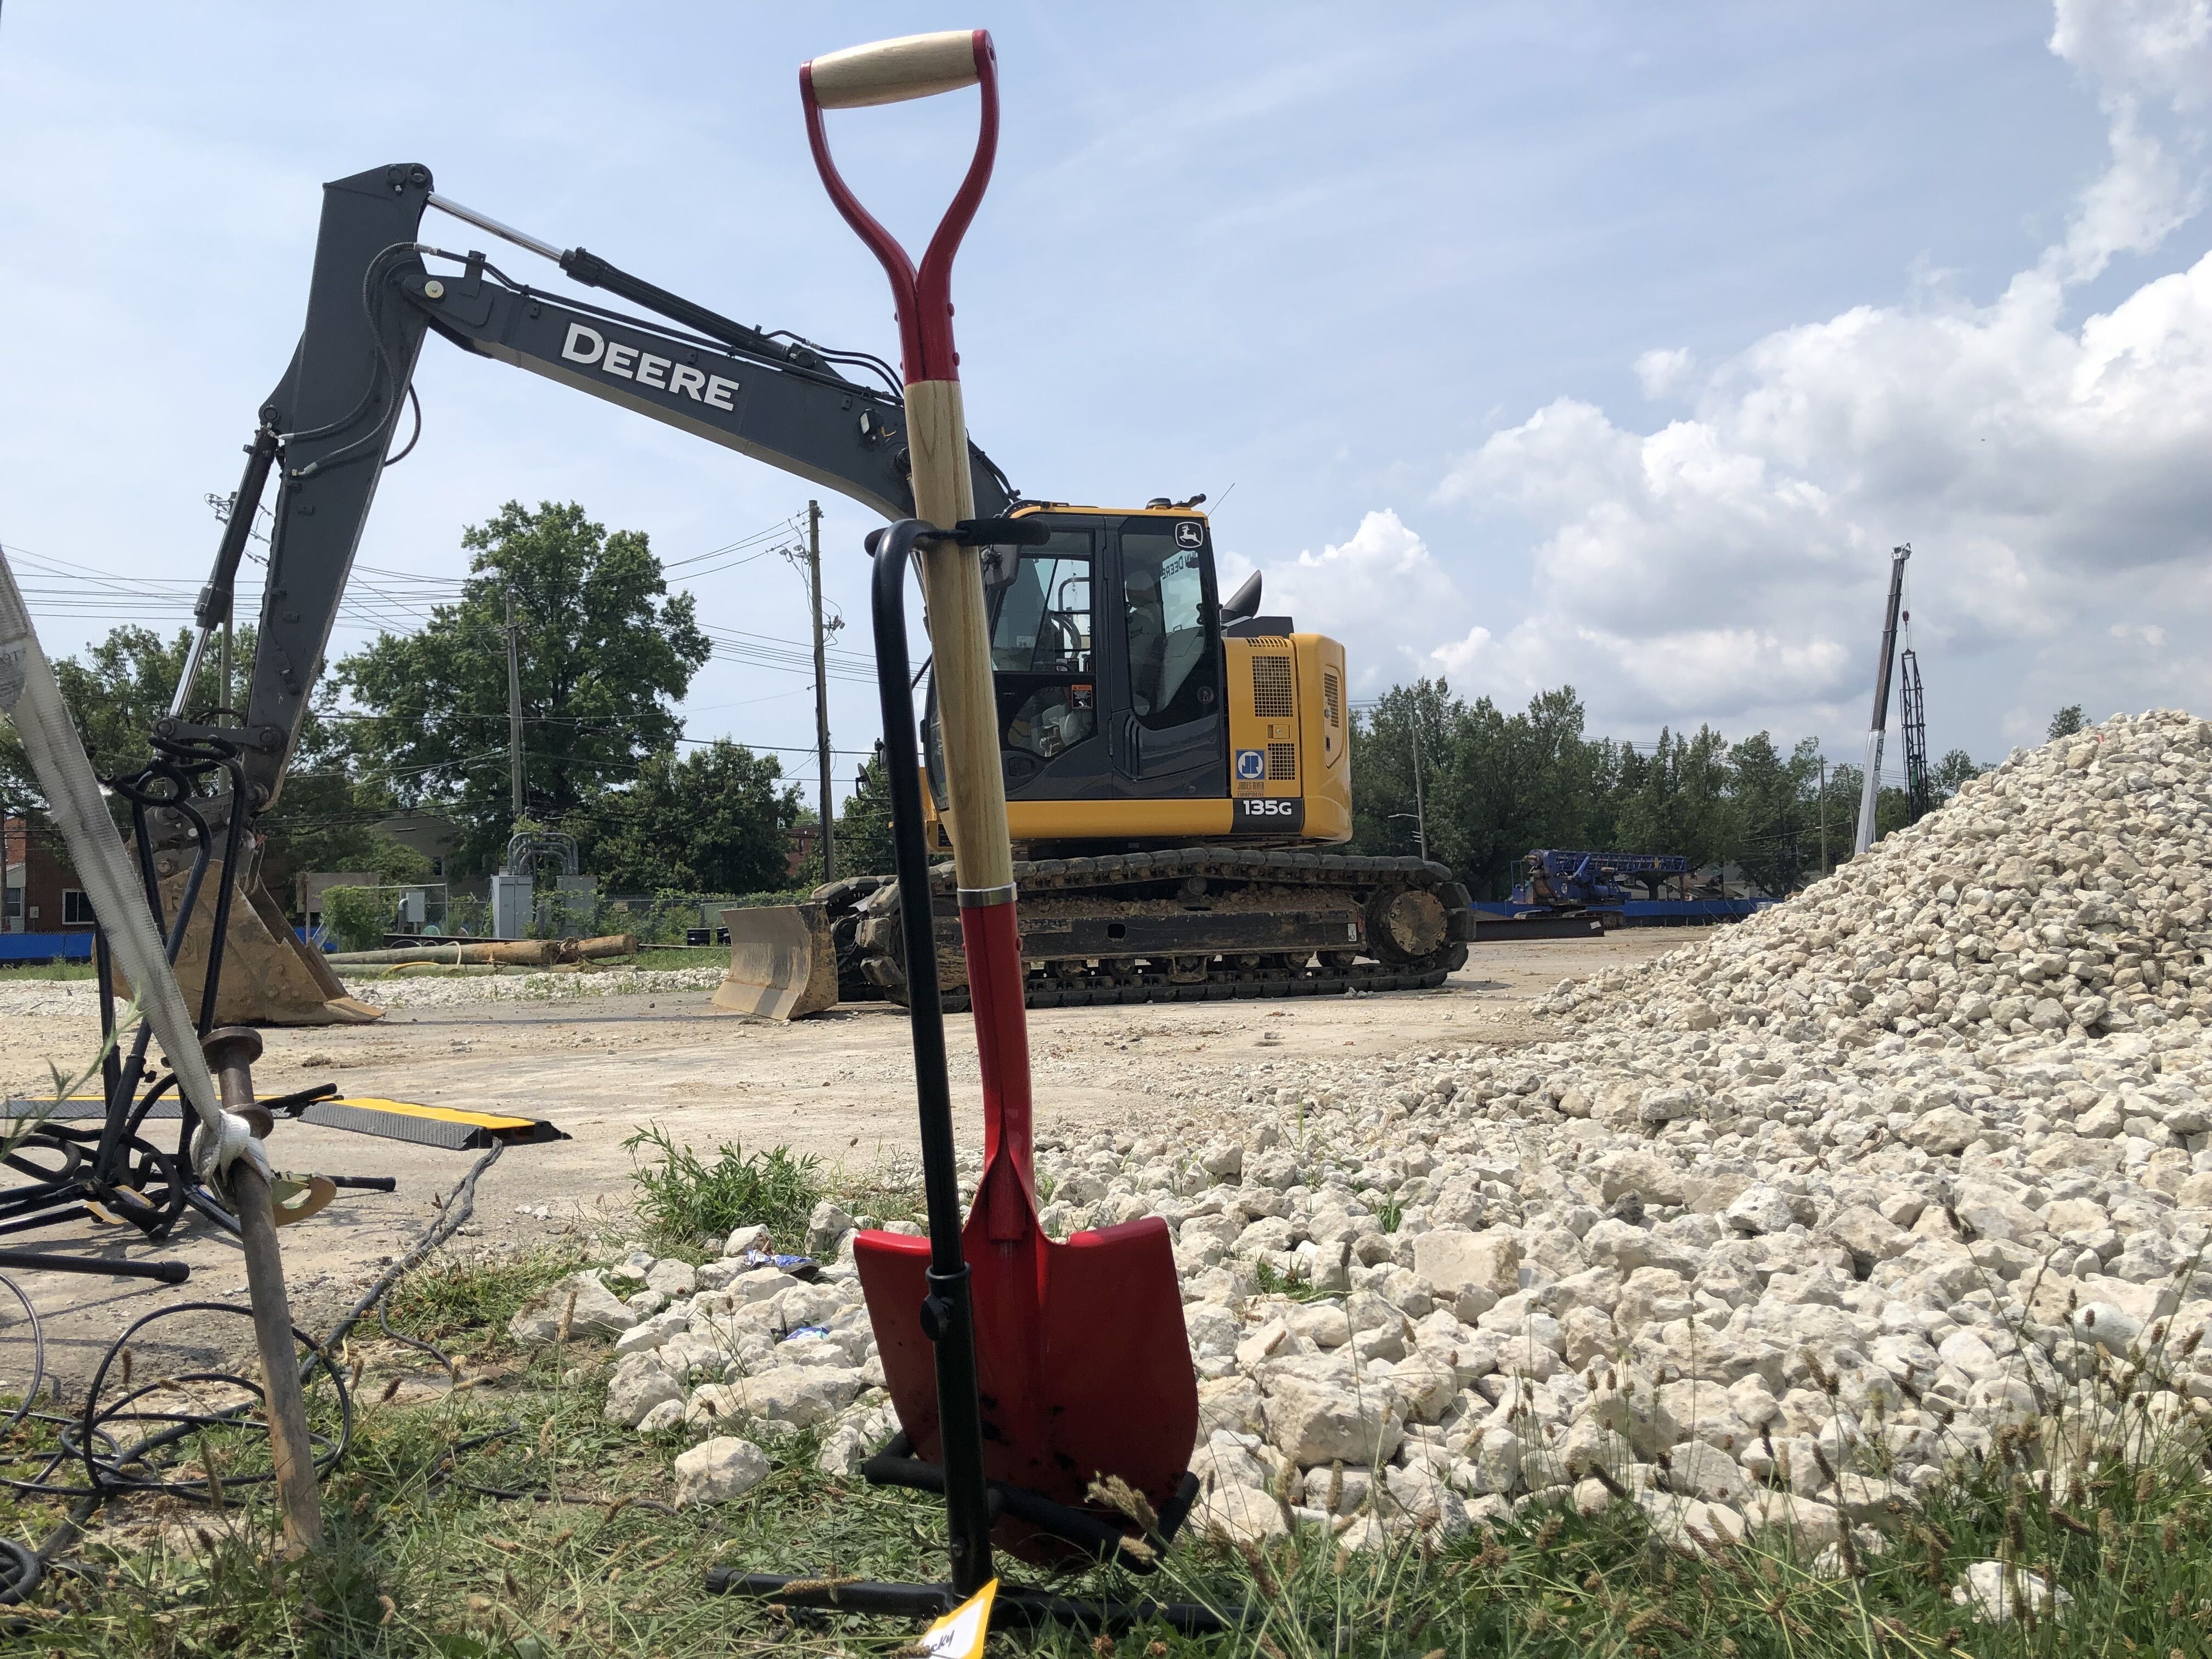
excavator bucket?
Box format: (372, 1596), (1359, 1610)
(122, 868), (383, 1028)
(713, 901), (839, 1020)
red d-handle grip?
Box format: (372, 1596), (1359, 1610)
(801, 29), (997, 386)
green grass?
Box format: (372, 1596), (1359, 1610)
(0, 958), (97, 980)
(381, 1246), (591, 1358)
(1251, 1260), (1336, 1302)
(7, 1243), (2211, 1657)
(626, 946), (726, 972)
(10, 1363), (2211, 1657)
(622, 1127), (825, 1256)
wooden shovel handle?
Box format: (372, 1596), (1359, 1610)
(806, 30), (985, 109)
(904, 380), (1013, 895)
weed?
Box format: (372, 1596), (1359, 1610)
(1375, 1193), (1405, 1234)
(836, 1150), (925, 1229)
(628, 945), (725, 972)
(381, 1244), (589, 1358)
(1252, 1260), (1334, 1303)
(623, 1125), (823, 1254)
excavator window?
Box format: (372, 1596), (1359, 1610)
(1119, 521), (1214, 731)
(990, 532), (1093, 674)
(988, 529), (1100, 768)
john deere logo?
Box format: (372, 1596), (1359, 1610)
(1175, 521), (1203, 549)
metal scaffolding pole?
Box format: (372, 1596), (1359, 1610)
(1853, 545), (1911, 856)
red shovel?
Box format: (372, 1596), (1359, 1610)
(800, 30), (1198, 1540)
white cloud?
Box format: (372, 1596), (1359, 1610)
(1634, 347), (1695, 398)
(1396, 0), (2212, 754)
(1216, 509), (1469, 693)
(2045, 0), (2209, 281)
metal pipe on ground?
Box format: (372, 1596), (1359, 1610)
(321, 933), (637, 967)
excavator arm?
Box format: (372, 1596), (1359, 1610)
(180, 161), (1009, 814)
(147, 160), (1012, 1025)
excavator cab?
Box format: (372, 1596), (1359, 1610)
(916, 506), (1349, 854)
(924, 507), (1226, 831)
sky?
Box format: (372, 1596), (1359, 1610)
(2, 1), (2208, 817)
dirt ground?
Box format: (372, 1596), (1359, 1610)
(0, 933), (1683, 1391)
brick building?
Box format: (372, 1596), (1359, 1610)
(1, 814), (91, 934)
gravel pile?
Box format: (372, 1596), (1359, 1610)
(526, 710), (2212, 1558)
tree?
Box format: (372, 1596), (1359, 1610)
(2047, 705), (2086, 741)
(0, 623), (421, 886)
(1823, 761), (1916, 856)
(337, 501), (712, 875)
(1612, 725), (1735, 873)
(1934, 748), (1987, 798)
(579, 740), (801, 895)
(1352, 680), (1619, 899)
(836, 746), (899, 881)
(1727, 732), (1823, 896)
(794, 742), (899, 886)
(0, 624), (224, 802)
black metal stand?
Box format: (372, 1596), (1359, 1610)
(0, 729), (257, 1280)
(706, 520), (1236, 1640)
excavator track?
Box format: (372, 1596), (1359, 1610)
(816, 847), (1474, 1012)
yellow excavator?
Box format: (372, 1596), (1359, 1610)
(719, 499), (1484, 1017)
(134, 163), (1486, 1026)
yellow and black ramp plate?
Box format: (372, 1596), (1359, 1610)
(3, 1096), (566, 1151)
(300, 1097), (568, 1149)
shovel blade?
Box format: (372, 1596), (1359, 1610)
(856, 1212), (1197, 1521)
(714, 902), (839, 1020)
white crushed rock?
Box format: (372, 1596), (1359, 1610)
(570, 712), (2212, 1552)
(0, 978), (103, 1020)
(345, 964), (723, 1008)
(0, 962), (721, 1023)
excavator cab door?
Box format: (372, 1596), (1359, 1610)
(1107, 515), (1226, 794)
(979, 523), (1105, 798)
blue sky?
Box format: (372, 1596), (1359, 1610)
(3, 2), (2207, 816)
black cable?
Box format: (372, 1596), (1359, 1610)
(0, 1538), (38, 1606)
(381, 384), (423, 469)
(280, 240), (427, 455)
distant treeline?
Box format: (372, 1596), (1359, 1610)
(1346, 681), (1983, 901)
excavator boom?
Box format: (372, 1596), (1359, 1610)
(146, 162), (1011, 1023)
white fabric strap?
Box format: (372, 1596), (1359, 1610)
(198, 1110), (275, 1190)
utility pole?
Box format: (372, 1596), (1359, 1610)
(1853, 545), (1910, 858)
(806, 500), (834, 883)
(504, 586), (526, 821)
(1818, 757), (1829, 877)
(1408, 706), (1429, 862)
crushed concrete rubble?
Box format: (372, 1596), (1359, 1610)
(539, 712), (2212, 1553)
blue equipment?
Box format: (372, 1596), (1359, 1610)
(1511, 850), (1690, 912)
